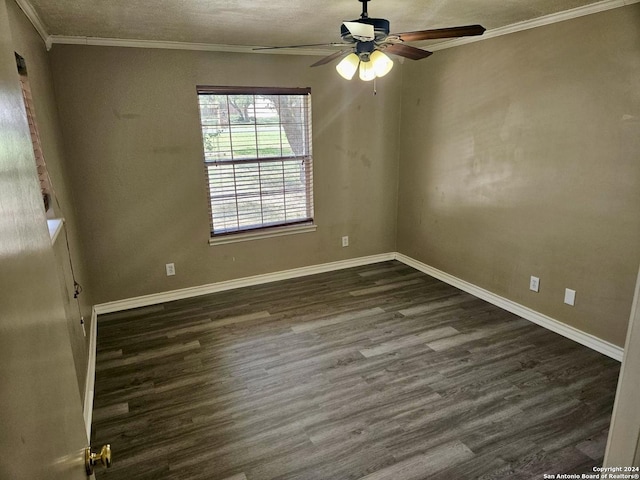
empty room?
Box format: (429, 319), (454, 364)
(1, 0), (639, 478)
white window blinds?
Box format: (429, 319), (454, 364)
(197, 86), (314, 237)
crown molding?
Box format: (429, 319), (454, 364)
(47, 36), (335, 56)
(15, 0), (639, 55)
(13, 0), (52, 49)
(428, 0), (640, 51)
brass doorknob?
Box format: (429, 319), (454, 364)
(85, 444), (112, 475)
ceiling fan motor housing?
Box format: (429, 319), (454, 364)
(340, 17), (390, 43)
(356, 41), (375, 59)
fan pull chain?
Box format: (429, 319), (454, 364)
(373, 77), (377, 96)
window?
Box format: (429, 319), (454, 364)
(197, 86), (314, 242)
(16, 53), (52, 213)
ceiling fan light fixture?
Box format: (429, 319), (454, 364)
(258, 1), (486, 81)
(370, 50), (393, 77)
(336, 53), (360, 80)
(358, 60), (376, 81)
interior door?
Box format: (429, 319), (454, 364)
(0, 2), (91, 478)
(605, 265), (640, 467)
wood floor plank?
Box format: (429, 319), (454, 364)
(92, 402), (129, 422)
(221, 474), (247, 480)
(96, 340), (201, 371)
(358, 440), (475, 480)
(359, 325), (458, 357)
(291, 307), (385, 333)
(349, 278), (425, 296)
(92, 260), (620, 480)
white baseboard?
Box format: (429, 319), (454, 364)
(93, 253), (395, 315)
(90, 251), (623, 369)
(82, 250), (623, 450)
(395, 253), (624, 362)
(83, 308), (97, 442)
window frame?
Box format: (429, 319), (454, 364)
(197, 86), (316, 244)
(16, 53), (52, 214)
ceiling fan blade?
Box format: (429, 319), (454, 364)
(384, 43), (433, 60)
(310, 50), (348, 67)
(343, 21), (375, 41)
(394, 24), (486, 42)
(253, 43), (346, 51)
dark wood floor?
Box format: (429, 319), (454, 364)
(92, 261), (620, 480)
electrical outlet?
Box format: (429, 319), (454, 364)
(342, 236), (349, 247)
(166, 263), (176, 276)
(564, 288), (576, 306)
(529, 276), (540, 292)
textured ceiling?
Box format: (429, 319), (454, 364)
(25, 0), (606, 48)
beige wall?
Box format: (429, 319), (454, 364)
(40, 5), (640, 348)
(49, 45), (401, 304)
(7, 0), (90, 397)
(1, 1), (89, 475)
(396, 5), (640, 347)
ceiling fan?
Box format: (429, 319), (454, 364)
(254, 0), (485, 81)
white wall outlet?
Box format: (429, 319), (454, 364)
(342, 236), (349, 247)
(166, 263), (176, 276)
(530, 276), (540, 292)
(564, 288), (576, 306)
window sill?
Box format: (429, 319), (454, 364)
(209, 223), (317, 246)
(47, 218), (64, 244)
